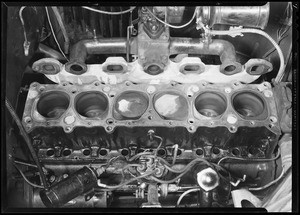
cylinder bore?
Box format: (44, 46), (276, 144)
(115, 91), (149, 119)
(154, 92), (189, 120)
(37, 91), (70, 119)
(194, 92), (227, 117)
(232, 91), (265, 118)
(75, 92), (108, 118)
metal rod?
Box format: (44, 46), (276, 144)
(14, 159), (38, 168)
(169, 38), (237, 63)
(37, 43), (65, 61)
(68, 38), (132, 64)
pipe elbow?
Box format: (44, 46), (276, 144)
(211, 39), (242, 75)
(65, 40), (88, 75)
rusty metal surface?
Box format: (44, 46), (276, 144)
(41, 57), (260, 85)
(4, 3), (293, 209)
(198, 3), (270, 29)
(21, 81), (280, 166)
(22, 81), (280, 136)
(273, 82), (292, 133)
(39, 166), (98, 207)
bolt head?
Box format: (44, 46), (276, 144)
(196, 167), (219, 191)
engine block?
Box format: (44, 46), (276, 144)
(23, 80), (280, 162)
(3, 3), (293, 210)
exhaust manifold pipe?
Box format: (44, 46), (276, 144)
(169, 38), (242, 75)
(65, 38), (130, 75)
(66, 37), (241, 75)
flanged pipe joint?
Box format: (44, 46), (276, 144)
(169, 38), (242, 75)
(65, 38), (129, 75)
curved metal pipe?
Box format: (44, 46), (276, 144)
(169, 38), (242, 75)
(66, 37), (241, 75)
(38, 44), (65, 61)
(199, 3), (270, 30)
(65, 38), (134, 75)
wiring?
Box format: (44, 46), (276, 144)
(14, 160), (38, 168)
(149, 167), (190, 185)
(249, 166), (291, 191)
(262, 3), (291, 60)
(13, 163), (44, 189)
(105, 155), (121, 168)
(262, 26), (290, 58)
(128, 151), (153, 162)
(153, 134), (163, 157)
(121, 163), (143, 179)
(217, 148), (281, 166)
(149, 157), (215, 184)
(145, 7), (198, 29)
(19, 6), (31, 56)
(5, 98), (48, 190)
(172, 144), (178, 165)
(45, 7), (69, 61)
(163, 164), (185, 174)
(176, 188), (200, 207)
(97, 170), (155, 190)
(262, 169), (292, 212)
(19, 6), (28, 42)
(208, 28), (285, 83)
(82, 6), (136, 15)
(51, 6), (70, 54)
(141, 154), (213, 174)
